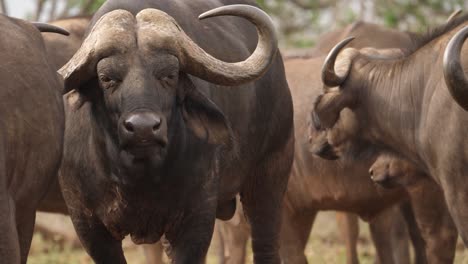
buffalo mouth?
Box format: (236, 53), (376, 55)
(123, 141), (166, 159)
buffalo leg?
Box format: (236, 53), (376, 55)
(15, 208), (36, 264)
(336, 212), (359, 264)
(0, 148), (20, 264)
(369, 205), (409, 264)
(216, 204), (250, 264)
(165, 205), (216, 264)
(142, 242), (165, 264)
(439, 172), (468, 245)
(69, 214), (126, 264)
(0, 194), (20, 264)
(241, 136), (293, 264)
(279, 207), (315, 264)
(399, 201), (427, 264)
(408, 178), (457, 264)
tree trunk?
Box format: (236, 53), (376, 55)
(0, 0), (8, 15)
(59, 0), (73, 18)
(49, 0), (58, 21)
(35, 0), (46, 21)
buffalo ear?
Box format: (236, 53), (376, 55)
(179, 74), (234, 148)
(58, 10), (137, 94)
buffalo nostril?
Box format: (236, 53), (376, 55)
(369, 169), (374, 176)
(124, 120), (134, 133)
(152, 117), (162, 131)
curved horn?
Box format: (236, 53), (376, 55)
(32, 22), (70, 36)
(182, 4), (278, 86)
(321, 37), (355, 87)
(447, 9), (462, 23)
(443, 25), (468, 111)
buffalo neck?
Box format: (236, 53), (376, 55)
(354, 43), (441, 169)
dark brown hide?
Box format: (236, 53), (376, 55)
(313, 14), (468, 248)
(216, 21), (428, 264)
(38, 16), (91, 214)
(0, 15), (64, 263)
(58, 1), (293, 263)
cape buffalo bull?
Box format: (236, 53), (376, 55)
(214, 22), (431, 263)
(273, 23), (421, 264)
(57, 1), (294, 263)
(0, 16), (68, 264)
(37, 15), (171, 264)
(38, 16), (92, 214)
(312, 14), (468, 244)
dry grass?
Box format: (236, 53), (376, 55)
(29, 212), (468, 264)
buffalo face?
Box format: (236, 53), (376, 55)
(309, 106), (368, 161)
(96, 52), (176, 162)
(59, 6), (277, 169)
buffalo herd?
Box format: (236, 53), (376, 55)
(1, 0), (468, 263)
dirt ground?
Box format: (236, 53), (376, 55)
(29, 212), (468, 264)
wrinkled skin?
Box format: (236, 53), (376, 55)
(38, 16), (91, 214)
(36, 15), (168, 264)
(279, 54), (411, 264)
(58, 1), (293, 263)
(211, 22), (427, 263)
(370, 153), (457, 263)
(271, 23), (422, 264)
(310, 108), (459, 264)
(211, 22), (429, 264)
(312, 15), (468, 250)
(0, 15), (64, 264)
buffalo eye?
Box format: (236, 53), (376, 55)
(160, 73), (178, 87)
(99, 74), (120, 89)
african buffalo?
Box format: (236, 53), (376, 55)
(36, 15), (171, 264)
(38, 16), (92, 214)
(0, 16), (68, 264)
(279, 54), (416, 264)
(214, 21), (431, 264)
(312, 13), (468, 246)
(57, 0), (293, 263)
(275, 22), (423, 264)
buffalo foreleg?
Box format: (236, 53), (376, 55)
(0, 194), (21, 264)
(336, 212), (359, 264)
(69, 213), (126, 264)
(369, 205), (410, 264)
(164, 199), (217, 264)
(279, 206), (316, 264)
(409, 178), (457, 264)
(215, 200), (250, 264)
(241, 135), (294, 264)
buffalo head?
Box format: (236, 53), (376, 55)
(309, 108), (361, 160)
(369, 153), (424, 188)
(59, 5), (277, 166)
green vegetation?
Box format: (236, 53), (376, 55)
(0, 0), (465, 47)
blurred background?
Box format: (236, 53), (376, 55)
(1, 0), (468, 47)
(2, 0), (468, 263)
